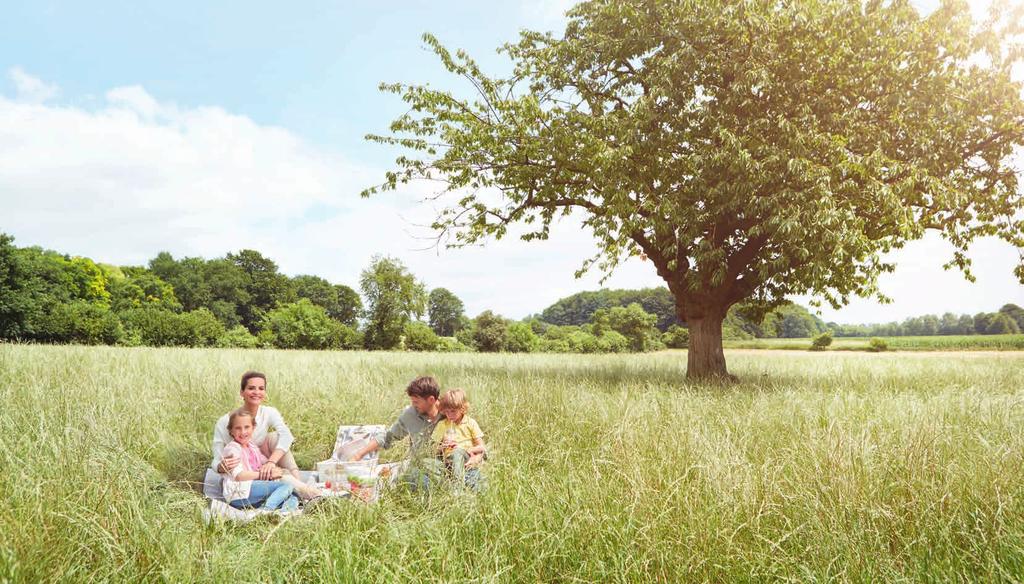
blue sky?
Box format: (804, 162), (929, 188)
(1, 0), (1021, 323)
(1, 1), (544, 161)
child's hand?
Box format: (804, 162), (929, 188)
(465, 453), (484, 469)
(218, 455), (240, 474)
(258, 461), (277, 480)
(441, 437), (457, 450)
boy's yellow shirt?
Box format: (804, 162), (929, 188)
(431, 415), (484, 455)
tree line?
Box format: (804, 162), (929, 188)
(1, 234), (1019, 353)
(0, 234), (667, 353)
(539, 288), (1024, 339)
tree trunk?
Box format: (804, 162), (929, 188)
(686, 312), (731, 380)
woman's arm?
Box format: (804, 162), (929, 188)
(258, 408), (294, 477)
(264, 407), (295, 453)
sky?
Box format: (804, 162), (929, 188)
(1, 0), (1021, 325)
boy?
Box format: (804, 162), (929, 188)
(431, 389), (486, 490)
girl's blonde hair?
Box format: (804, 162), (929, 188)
(228, 408), (256, 435)
(439, 389), (469, 416)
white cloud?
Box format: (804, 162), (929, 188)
(799, 234), (1023, 324)
(106, 85), (162, 119)
(0, 73), (1020, 323)
(8, 67), (58, 103)
(0, 79), (377, 272)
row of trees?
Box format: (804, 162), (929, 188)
(0, 234), (674, 353)
(1, 233), (1019, 352)
(825, 307), (1024, 337)
(0, 234), (367, 349)
(535, 288), (1024, 339)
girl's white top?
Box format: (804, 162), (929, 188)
(210, 405), (294, 471)
(220, 441), (266, 502)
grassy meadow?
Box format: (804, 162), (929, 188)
(723, 333), (1024, 351)
(1, 344), (1023, 582)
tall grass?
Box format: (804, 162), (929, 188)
(1, 344), (1023, 582)
(724, 333), (1024, 351)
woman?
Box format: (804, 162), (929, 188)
(211, 370), (300, 480)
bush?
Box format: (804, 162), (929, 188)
(868, 337), (888, 352)
(435, 336), (472, 352)
(538, 338), (571, 353)
(541, 325), (565, 339)
(118, 306), (194, 347)
(591, 303), (661, 351)
(566, 330), (601, 353)
(261, 299), (355, 350)
(662, 325), (689, 348)
(335, 323), (362, 350)
(454, 325), (477, 350)
(505, 322), (540, 353)
(473, 311), (508, 352)
(596, 330), (630, 353)
(216, 325), (259, 349)
(47, 301), (124, 345)
(256, 329), (276, 348)
(118, 306), (227, 347)
(985, 313), (1021, 335)
(180, 308), (225, 347)
(403, 321), (440, 351)
(810, 331), (833, 351)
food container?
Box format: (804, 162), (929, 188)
(345, 462), (377, 502)
(316, 460), (340, 482)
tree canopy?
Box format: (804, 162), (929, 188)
(365, 0), (1024, 378)
(360, 255), (428, 350)
(428, 287), (467, 337)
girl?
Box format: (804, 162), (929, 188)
(220, 409), (301, 512)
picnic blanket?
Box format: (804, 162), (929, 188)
(202, 424), (391, 523)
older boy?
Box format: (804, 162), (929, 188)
(348, 375), (443, 463)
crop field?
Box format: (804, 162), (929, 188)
(1, 344), (1023, 582)
(723, 333), (1024, 351)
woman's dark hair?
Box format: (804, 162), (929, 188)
(406, 375), (439, 399)
(240, 370), (267, 391)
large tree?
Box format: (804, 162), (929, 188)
(428, 287), (466, 336)
(0, 234), (33, 339)
(292, 275), (364, 327)
(334, 284), (363, 327)
(227, 249), (295, 332)
(360, 256), (427, 350)
(364, 0), (1024, 378)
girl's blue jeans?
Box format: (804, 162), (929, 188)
(228, 480), (298, 511)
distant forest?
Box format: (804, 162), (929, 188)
(1, 233), (1021, 353)
(539, 289), (1024, 339)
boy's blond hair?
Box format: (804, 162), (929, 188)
(439, 389), (469, 416)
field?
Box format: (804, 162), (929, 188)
(1, 344), (1023, 582)
(723, 333), (1024, 351)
